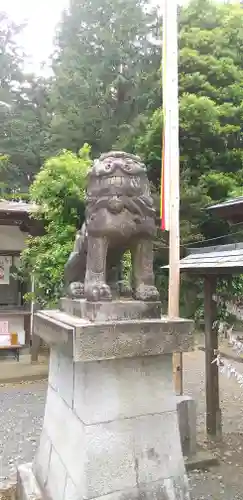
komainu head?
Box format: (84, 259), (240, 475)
(86, 151), (156, 239)
(87, 151), (153, 199)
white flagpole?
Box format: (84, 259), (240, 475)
(163, 0), (182, 393)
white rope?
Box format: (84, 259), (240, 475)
(212, 353), (243, 387)
(210, 295), (243, 386)
(226, 329), (243, 355)
(211, 324), (243, 387)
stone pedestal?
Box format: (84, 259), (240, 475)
(177, 396), (197, 457)
(17, 300), (194, 500)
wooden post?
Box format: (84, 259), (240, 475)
(163, 0), (182, 394)
(24, 313), (31, 347)
(204, 275), (222, 437)
(31, 333), (41, 363)
(173, 353), (183, 395)
(29, 275), (41, 363)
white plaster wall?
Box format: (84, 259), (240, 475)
(8, 316), (25, 344)
(0, 226), (28, 345)
(0, 316), (26, 344)
(0, 226), (28, 251)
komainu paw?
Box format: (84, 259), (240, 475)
(85, 283), (112, 302)
(67, 281), (84, 299)
(135, 285), (160, 302)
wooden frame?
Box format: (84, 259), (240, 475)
(0, 202), (43, 354)
(162, 242), (243, 437)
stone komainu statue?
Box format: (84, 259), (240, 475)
(64, 151), (159, 302)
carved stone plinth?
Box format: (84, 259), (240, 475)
(17, 300), (193, 500)
(60, 297), (162, 321)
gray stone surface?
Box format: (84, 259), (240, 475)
(42, 385), (85, 493)
(64, 477), (80, 500)
(66, 316), (193, 361)
(34, 309), (194, 361)
(177, 396), (197, 457)
(79, 412), (185, 498)
(60, 298), (162, 321)
(33, 429), (51, 489)
(5, 350), (243, 499)
(64, 151), (159, 303)
(49, 349), (74, 407)
(132, 412), (184, 483)
(85, 418), (137, 497)
(45, 445), (67, 500)
(91, 477), (190, 500)
(29, 301), (193, 500)
(33, 348), (189, 499)
(73, 355), (176, 424)
(33, 310), (74, 351)
(16, 464), (190, 500)
(16, 463), (42, 500)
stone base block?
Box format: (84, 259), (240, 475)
(17, 464), (190, 500)
(177, 396), (197, 457)
(34, 309), (193, 361)
(16, 464), (41, 500)
(60, 298), (162, 321)
(185, 447), (219, 471)
(31, 350), (191, 500)
(31, 304), (193, 500)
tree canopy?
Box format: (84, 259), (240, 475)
(2, 0), (243, 311)
(0, 13), (51, 193)
(49, 0), (161, 156)
(20, 144), (91, 306)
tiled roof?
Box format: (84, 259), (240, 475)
(0, 200), (36, 214)
(162, 244), (243, 274)
(208, 196), (243, 211)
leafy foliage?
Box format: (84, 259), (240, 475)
(115, 0), (243, 316)
(49, 0), (161, 156)
(19, 145), (91, 306)
(3, 0), (243, 315)
(0, 12), (51, 193)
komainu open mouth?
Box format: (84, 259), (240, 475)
(94, 175), (141, 188)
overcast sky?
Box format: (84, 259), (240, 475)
(2, 0), (69, 73)
(2, 0), (226, 74)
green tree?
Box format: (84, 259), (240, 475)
(0, 11), (25, 104)
(1, 74), (52, 192)
(5, 0), (243, 317)
(49, 0), (161, 156)
(0, 12), (52, 193)
(0, 11), (25, 191)
(115, 0), (243, 316)
(19, 144), (91, 307)
(122, 0), (243, 239)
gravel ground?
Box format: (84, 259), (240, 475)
(1, 349), (243, 498)
(0, 381), (46, 480)
(185, 349), (243, 499)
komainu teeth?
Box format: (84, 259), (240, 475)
(131, 177), (140, 187)
(96, 175), (141, 187)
